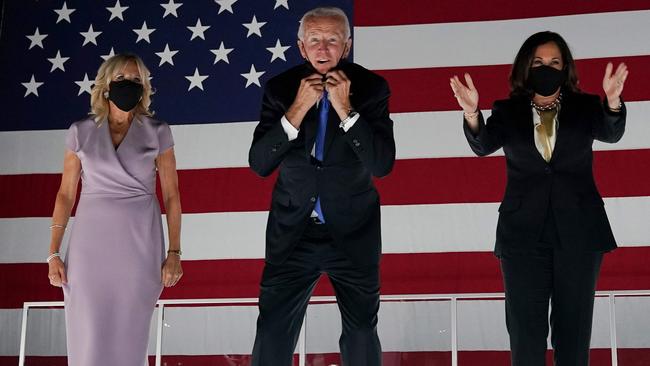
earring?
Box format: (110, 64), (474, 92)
(103, 90), (109, 98)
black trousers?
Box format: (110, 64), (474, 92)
(251, 219), (382, 366)
(500, 246), (604, 366)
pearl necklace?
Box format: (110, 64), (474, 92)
(531, 93), (562, 111)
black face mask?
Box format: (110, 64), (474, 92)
(108, 80), (143, 112)
(528, 65), (565, 97)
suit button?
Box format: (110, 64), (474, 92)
(316, 166), (322, 171)
(310, 197), (316, 202)
(545, 166), (552, 174)
(352, 139), (360, 147)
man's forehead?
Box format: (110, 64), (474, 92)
(303, 17), (346, 35)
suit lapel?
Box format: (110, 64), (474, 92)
(303, 106), (318, 158)
(550, 95), (573, 163)
(514, 99), (543, 161)
(323, 62), (357, 161)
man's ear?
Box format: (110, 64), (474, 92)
(342, 38), (352, 58)
(297, 40), (308, 60)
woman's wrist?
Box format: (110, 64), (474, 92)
(167, 249), (182, 257)
(46, 253), (61, 263)
(607, 97), (622, 112)
(463, 109), (479, 123)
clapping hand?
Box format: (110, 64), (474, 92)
(450, 73), (479, 113)
(602, 62), (628, 108)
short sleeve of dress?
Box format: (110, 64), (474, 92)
(157, 122), (174, 154)
(65, 123), (79, 153)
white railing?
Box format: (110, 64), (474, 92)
(19, 290), (650, 366)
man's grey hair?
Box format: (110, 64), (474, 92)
(297, 7), (351, 40)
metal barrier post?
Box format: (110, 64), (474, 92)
(155, 304), (165, 366)
(18, 303), (29, 366)
(609, 294), (618, 366)
(451, 297), (458, 366)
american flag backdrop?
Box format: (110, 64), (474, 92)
(1, 0), (650, 365)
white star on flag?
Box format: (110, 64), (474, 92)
(266, 39), (290, 62)
(54, 2), (76, 24)
(22, 75), (44, 97)
(26, 28), (48, 50)
(185, 68), (209, 91)
(241, 64), (265, 88)
(101, 47), (116, 61)
(133, 21), (156, 43)
(243, 15), (266, 38)
(106, 0), (129, 21)
(210, 41), (234, 64)
(215, 0), (238, 14)
(187, 19), (210, 41)
(80, 25), (102, 46)
(274, 0), (289, 10)
(160, 0), (183, 18)
(156, 44), (179, 66)
(75, 73), (95, 96)
(47, 51), (70, 72)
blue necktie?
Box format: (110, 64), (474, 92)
(314, 91), (329, 222)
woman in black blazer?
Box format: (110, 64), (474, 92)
(450, 31), (628, 366)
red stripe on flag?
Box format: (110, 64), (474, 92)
(354, 0), (650, 26)
(377, 55), (650, 113)
(2, 149), (649, 218)
(1, 247), (648, 309)
(3, 349), (650, 366)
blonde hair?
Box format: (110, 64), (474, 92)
(90, 53), (154, 123)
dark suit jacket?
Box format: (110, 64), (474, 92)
(464, 91), (626, 255)
(249, 61), (396, 266)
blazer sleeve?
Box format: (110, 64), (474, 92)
(340, 77), (396, 177)
(592, 97), (626, 143)
(463, 101), (506, 157)
(248, 81), (294, 177)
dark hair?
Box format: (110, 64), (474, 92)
(509, 31), (580, 98)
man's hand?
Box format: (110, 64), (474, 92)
(325, 70), (352, 120)
(285, 74), (325, 129)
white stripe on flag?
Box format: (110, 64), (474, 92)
(2, 196), (649, 264)
(354, 10), (650, 70)
(1, 101), (649, 174)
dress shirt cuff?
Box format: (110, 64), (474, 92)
(281, 115), (299, 141)
(340, 113), (361, 133)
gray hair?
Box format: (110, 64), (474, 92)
(297, 7), (351, 40)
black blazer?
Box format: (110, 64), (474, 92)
(464, 91), (626, 254)
(249, 61), (396, 266)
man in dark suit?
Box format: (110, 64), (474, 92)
(248, 6), (395, 365)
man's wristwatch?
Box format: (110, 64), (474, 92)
(339, 109), (358, 129)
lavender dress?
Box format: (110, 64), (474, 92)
(62, 116), (173, 366)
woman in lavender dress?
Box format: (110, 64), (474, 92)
(46, 54), (183, 366)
